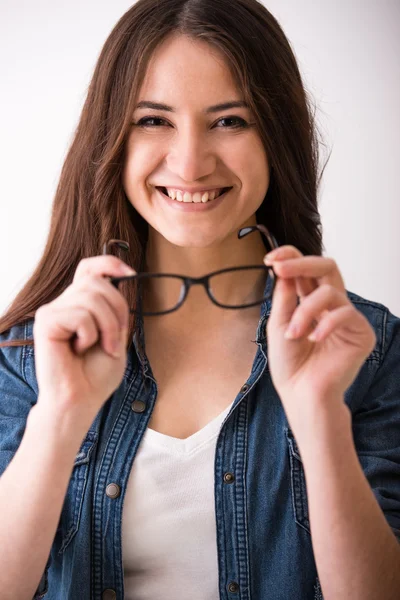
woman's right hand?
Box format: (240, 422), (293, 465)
(32, 255), (136, 432)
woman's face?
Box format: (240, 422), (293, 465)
(123, 34), (270, 248)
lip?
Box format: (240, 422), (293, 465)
(155, 186), (232, 212)
(155, 185), (228, 194)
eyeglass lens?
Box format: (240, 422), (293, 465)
(135, 267), (271, 315)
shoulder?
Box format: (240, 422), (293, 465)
(0, 318), (37, 394)
(343, 289), (400, 415)
(0, 317), (35, 353)
(0, 318), (34, 341)
(346, 289), (399, 363)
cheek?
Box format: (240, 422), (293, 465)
(123, 142), (161, 191)
(246, 144), (270, 193)
(225, 134), (269, 183)
(233, 156), (270, 200)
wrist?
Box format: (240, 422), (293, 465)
(27, 401), (88, 454)
(283, 394), (352, 455)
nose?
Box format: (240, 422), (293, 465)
(165, 123), (217, 183)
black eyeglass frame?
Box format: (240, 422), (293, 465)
(102, 224), (279, 316)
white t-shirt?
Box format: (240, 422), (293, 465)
(122, 401), (234, 600)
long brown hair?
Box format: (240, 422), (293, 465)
(0, 0), (329, 349)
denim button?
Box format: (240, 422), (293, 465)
(131, 399), (146, 413)
(228, 581), (240, 593)
(102, 590), (117, 600)
(240, 384), (249, 393)
(106, 483), (121, 499)
(224, 472), (235, 483)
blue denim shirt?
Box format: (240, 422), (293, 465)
(0, 286), (399, 600)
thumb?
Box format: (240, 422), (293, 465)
(269, 274), (298, 329)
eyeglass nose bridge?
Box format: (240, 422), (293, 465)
(181, 269), (272, 308)
(179, 272), (246, 313)
(180, 274), (215, 304)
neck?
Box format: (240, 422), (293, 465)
(142, 220), (268, 320)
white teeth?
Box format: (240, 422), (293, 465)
(163, 187), (226, 203)
(193, 192), (202, 203)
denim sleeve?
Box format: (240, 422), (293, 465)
(0, 324), (50, 597)
(352, 308), (400, 542)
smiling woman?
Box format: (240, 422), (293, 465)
(0, 0), (325, 341)
(122, 33), (270, 249)
(0, 1), (399, 600)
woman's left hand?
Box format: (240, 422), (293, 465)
(264, 246), (376, 429)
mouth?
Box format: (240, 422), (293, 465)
(156, 186), (232, 203)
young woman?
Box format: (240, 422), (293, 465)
(0, 1), (399, 599)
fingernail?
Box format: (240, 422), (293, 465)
(121, 265), (136, 275)
(308, 328), (321, 342)
(284, 323), (299, 339)
(110, 339), (120, 358)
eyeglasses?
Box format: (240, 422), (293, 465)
(102, 224), (279, 316)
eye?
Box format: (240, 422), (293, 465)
(133, 115), (249, 129)
(134, 116), (170, 128)
(214, 116), (249, 129)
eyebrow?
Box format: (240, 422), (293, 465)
(134, 100), (249, 113)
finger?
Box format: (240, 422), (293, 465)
(265, 245), (302, 260)
(270, 256), (345, 292)
(265, 246), (318, 304)
(63, 275), (130, 330)
(62, 307), (101, 355)
(295, 275), (318, 303)
(307, 305), (377, 354)
(269, 271), (298, 329)
(285, 284), (348, 339)
(73, 255), (136, 283)
(35, 305), (97, 353)
(34, 304), (122, 360)
(55, 288), (123, 357)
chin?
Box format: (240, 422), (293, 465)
(157, 226), (226, 249)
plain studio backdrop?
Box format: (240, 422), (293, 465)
(0, 0), (399, 317)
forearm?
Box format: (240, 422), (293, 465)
(0, 402), (84, 600)
(294, 399), (400, 600)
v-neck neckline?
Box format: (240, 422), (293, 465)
(143, 401), (234, 456)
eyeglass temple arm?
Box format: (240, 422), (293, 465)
(102, 227), (278, 261)
(102, 239), (130, 256)
(102, 228), (277, 259)
(237, 225), (279, 251)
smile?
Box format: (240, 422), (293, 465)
(155, 186), (232, 212)
(156, 187), (232, 204)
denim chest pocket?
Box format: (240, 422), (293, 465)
(285, 428), (311, 535)
(57, 430), (97, 555)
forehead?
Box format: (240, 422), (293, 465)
(137, 34), (242, 104)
